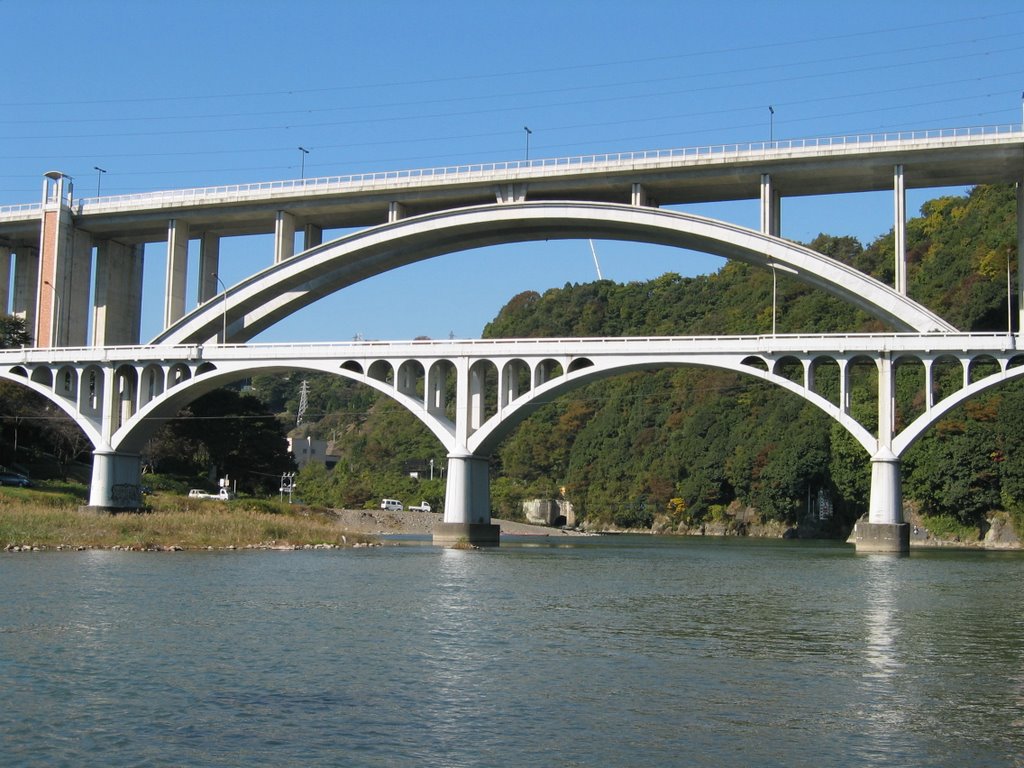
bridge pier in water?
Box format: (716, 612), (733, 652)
(433, 453), (500, 547)
(852, 450), (910, 554)
(88, 450), (144, 511)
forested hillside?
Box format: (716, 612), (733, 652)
(276, 184), (1022, 536)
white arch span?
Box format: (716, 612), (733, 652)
(154, 202), (955, 345)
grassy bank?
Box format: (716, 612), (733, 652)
(0, 486), (371, 551)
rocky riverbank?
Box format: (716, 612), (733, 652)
(330, 507), (589, 537)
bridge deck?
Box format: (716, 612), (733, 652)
(0, 332), (1017, 366)
(1, 125), (1021, 245)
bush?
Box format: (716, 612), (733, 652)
(143, 474), (189, 494)
(919, 513), (980, 542)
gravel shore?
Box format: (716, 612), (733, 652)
(330, 508), (587, 537)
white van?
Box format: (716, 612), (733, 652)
(380, 498), (404, 511)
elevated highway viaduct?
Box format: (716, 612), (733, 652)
(1, 125), (1022, 348)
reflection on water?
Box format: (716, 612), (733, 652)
(1, 538), (1023, 767)
(856, 555), (908, 764)
(862, 555), (901, 682)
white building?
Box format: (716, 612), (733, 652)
(288, 435), (339, 470)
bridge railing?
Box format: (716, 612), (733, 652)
(2, 123), (1017, 221)
(0, 201), (43, 219)
(0, 332), (1018, 364)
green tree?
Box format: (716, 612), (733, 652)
(0, 314), (32, 348)
(153, 389), (295, 494)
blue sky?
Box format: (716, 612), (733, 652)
(2, 0), (1022, 343)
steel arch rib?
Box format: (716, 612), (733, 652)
(153, 202), (954, 345)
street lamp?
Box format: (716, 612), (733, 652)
(772, 265), (777, 335)
(42, 279), (59, 346)
(768, 106), (774, 144)
(298, 146), (310, 178)
(768, 261), (797, 335)
(1008, 247), (1014, 335)
(93, 166), (106, 196)
(212, 272), (227, 344)
(523, 126), (532, 161)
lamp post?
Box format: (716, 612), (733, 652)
(298, 146), (310, 178)
(768, 261), (797, 336)
(772, 265), (777, 336)
(768, 106), (774, 144)
(93, 166), (106, 196)
(1008, 247), (1014, 335)
(523, 126), (532, 161)
(212, 273), (227, 344)
(42, 279), (59, 346)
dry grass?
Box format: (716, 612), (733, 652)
(0, 489), (371, 550)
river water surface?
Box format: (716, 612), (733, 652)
(2, 536), (1023, 767)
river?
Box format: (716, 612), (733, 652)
(1, 536), (1022, 767)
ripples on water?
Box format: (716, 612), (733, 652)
(1, 538), (1023, 767)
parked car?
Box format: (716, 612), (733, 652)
(0, 471), (32, 488)
(188, 488), (235, 500)
(407, 501), (432, 513)
(380, 498), (404, 511)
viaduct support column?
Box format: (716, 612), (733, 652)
(894, 164), (907, 295)
(274, 211), (295, 262)
(11, 246), (39, 331)
(303, 223), (323, 251)
(93, 241), (143, 345)
(198, 233), (220, 303)
(1017, 181), (1023, 334)
(433, 452), (500, 547)
(164, 219), (189, 329)
(37, 173), (91, 347)
(88, 450), (144, 511)
(0, 248), (10, 313)
(759, 173), (780, 236)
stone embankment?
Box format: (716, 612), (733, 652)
(3, 541), (378, 553)
(329, 508), (587, 537)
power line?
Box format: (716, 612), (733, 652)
(5, 44), (1020, 144)
(0, 9), (1018, 109)
(3, 31), (1019, 129)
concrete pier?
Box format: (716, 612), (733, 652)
(433, 522), (501, 547)
(851, 521), (910, 554)
(87, 450), (144, 510)
(434, 453), (497, 547)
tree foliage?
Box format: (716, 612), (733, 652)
(144, 388), (295, 494)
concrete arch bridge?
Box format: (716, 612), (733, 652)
(2, 127), (1022, 552)
(1, 332), (1019, 551)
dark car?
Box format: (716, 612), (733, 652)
(0, 472), (32, 487)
